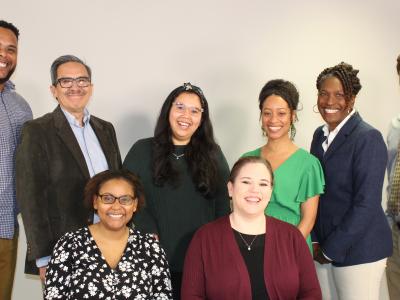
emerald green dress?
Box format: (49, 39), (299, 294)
(242, 148), (325, 252)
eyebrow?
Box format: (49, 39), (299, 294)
(239, 176), (271, 183)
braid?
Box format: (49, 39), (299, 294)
(316, 62), (362, 97)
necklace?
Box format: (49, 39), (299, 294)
(172, 152), (185, 160)
(238, 232), (258, 251)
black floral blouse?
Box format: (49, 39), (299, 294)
(44, 227), (172, 299)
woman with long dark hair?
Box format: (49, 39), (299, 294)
(123, 82), (230, 299)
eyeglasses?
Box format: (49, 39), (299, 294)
(97, 193), (136, 206)
(56, 77), (91, 88)
(173, 101), (204, 117)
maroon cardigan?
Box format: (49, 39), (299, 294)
(181, 216), (321, 300)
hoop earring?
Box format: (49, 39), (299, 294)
(313, 105), (319, 113)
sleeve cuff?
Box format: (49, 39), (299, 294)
(36, 256), (51, 267)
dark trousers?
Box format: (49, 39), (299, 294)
(171, 271), (182, 300)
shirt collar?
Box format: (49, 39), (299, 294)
(322, 109), (356, 137)
(61, 107), (91, 127)
(2, 80), (15, 92)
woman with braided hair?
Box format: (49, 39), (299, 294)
(310, 62), (392, 299)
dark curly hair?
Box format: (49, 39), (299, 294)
(316, 62), (362, 98)
(0, 20), (19, 40)
(84, 169), (145, 221)
(152, 83), (220, 198)
(258, 79), (299, 139)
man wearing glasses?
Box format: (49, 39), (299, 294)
(16, 55), (122, 284)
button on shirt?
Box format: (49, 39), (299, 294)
(36, 107), (109, 267)
(0, 81), (32, 239)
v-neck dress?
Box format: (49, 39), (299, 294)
(242, 148), (325, 251)
(44, 227), (172, 299)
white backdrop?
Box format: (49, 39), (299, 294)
(3, 0), (400, 298)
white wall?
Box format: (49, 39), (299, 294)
(3, 0), (400, 298)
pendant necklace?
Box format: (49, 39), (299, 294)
(172, 153), (185, 160)
(238, 232), (258, 251)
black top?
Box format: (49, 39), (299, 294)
(233, 229), (269, 300)
(123, 137), (231, 272)
(44, 227), (172, 299)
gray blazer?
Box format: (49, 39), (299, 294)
(16, 105), (121, 274)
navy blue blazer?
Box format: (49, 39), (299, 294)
(310, 112), (392, 267)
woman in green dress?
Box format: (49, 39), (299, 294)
(243, 79), (324, 251)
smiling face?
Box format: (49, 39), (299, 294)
(50, 61), (93, 120)
(228, 162), (273, 218)
(261, 94), (295, 141)
(317, 76), (355, 131)
(93, 178), (137, 232)
(168, 92), (203, 145)
(0, 27), (18, 89)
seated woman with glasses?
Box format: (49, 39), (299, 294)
(44, 169), (172, 299)
(123, 82), (230, 299)
(181, 157), (321, 300)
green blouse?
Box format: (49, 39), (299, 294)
(242, 148), (325, 251)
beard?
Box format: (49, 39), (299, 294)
(0, 66), (16, 84)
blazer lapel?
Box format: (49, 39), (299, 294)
(313, 128), (325, 160)
(53, 106), (90, 179)
(90, 117), (115, 169)
(323, 112), (362, 161)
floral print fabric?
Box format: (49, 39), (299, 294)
(44, 227), (172, 299)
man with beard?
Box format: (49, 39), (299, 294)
(0, 20), (32, 300)
(16, 55), (122, 284)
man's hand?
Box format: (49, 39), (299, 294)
(39, 266), (47, 283)
(313, 243), (331, 265)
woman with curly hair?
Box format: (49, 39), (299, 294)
(44, 170), (172, 299)
(311, 62), (392, 299)
(123, 83), (230, 299)
(243, 79), (325, 253)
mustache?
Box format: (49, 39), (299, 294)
(66, 89), (86, 96)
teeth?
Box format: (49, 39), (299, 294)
(245, 197), (260, 202)
(107, 214), (123, 218)
(0, 62), (6, 68)
(268, 126), (281, 132)
(178, 121), (189, 128)
(325, 109), (339, 114)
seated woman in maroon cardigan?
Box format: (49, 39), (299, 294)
(181, 156), (321, 300)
